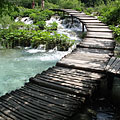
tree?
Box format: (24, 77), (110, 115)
(41, 0), (45, 10)
(0, 0), (16, 16)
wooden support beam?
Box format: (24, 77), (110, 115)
(82, 22), (84, 32)
(71, 16), (73, 24)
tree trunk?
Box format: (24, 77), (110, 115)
(41, 0), (45, 10)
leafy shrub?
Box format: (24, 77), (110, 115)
(45, 2), (59, 9)
(84, 7), (94, 15)
(0, 29), (74, 51)
(0, 15), (13, 29)
(29, 10), (54, 24)
(45, 22), (58, 31)
(58, 0), (82, 9)
(35, 21), (46, 30)
(96, 0), (120, 25)
(110, 25), (120, 43)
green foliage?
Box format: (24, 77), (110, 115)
(0, 15), (13, 29)
(44, 1), (59, 9)
(110, 25), (120, 42)
(0, 28), (73, 51)
(84, 7), (94, 15)
(29, 9), (54, 24)
(57, 0), (82, 9)
(45, 22), (58, 31)
(35, 21), (46, 30)
(9, 22), (39, 30)
(95, 0), (120, 25)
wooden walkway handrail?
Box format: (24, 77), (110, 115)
(0, 9), (115, 120)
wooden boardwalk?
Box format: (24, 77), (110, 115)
(0, 9), (115, 120)
(106, 57), (120, 75)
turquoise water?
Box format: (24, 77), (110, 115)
(0, 49), (68, 96)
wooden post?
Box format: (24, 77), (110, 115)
(71, 16), (73, 24)
(82, 22), (84, 32)
(63, 11), (65, 17)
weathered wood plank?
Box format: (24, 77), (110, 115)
(76, 17), (97, 20)
(57, 48), (111, 72)
(86, 25), (109, 28)
(85, 23), (106, 26)
(87, 27), (112, 32)
(108, 58), (120, 72)
(86, 32), (114, 39)
(11, 91), (70, 119)
(79, 37), (115, 50)
(40, 71), (98, 86)
(0, 101), (32, 120)
(30, 77), (89, 96)
(81, 20), (102, 23)
(110, 61), (120, 74)
(105, 57), (116, 70)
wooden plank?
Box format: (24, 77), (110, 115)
(30, 77), (89, 96)
(105, 57), (116, 70)
(15, 89), (78, 112)
(76, 17), (97, 20)
(38, 73), (94, 90)
(10, 92), (68, 119)
(46, 67), (104, 79)
(56, 48), (111, 72)
(87, 28), (112, 32)
(117, 68), (120, 74)
(108, 58), (120, 72)
(25, 83), (81, 103)
(26, 82), (80, 101)
(23, 86), (80, 107)
(0, 109), (13, 120)
(85, 23), (106, 26)
(79, 39), (115, 50)
(86, 25), (109, 28)
(11, 91), (71, 119)
(40, 71), (98, 86)
(83, 37), (114, 42)
(0, 102), (31, 120)
(18, 88), (80, 112)
(110, 61), (120, 74)
(81, 20), (101, 23)
(86, 32), (113, 39)
(33, 75), (92, 95)
(39, 73), (97, 90)
(4, 99), (48, 120)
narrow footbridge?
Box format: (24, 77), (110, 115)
(0, 9), (115, 120)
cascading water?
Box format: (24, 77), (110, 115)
(15, 17), (33, 24)
(46, 16), (83, 43)
(0, 16), (82, 97)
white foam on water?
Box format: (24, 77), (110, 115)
(46, 16), (82, 41)
(21, 17), (33, 24)
(26, 49), (46, 53)
(15, 17), (19, 22)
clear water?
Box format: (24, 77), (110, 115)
(0, 49), (69, 96)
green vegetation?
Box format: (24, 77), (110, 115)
(0, 28), (73, 51)
(0, 6), (73, 51)
(0, 0), (120, 50)
(81, 0), (120, 44)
